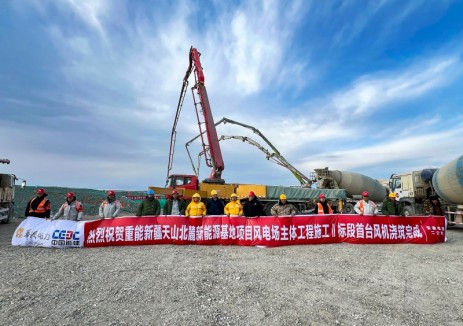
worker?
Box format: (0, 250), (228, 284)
(99, 190), (122, 219)
(354, 191), (378, 215)
(206, 189), (224, 215)
(316, 193), (333, 214)
(381, 192), (404, 216)
(271, 194), (296, 216)
(25, 188), (51, 219)
(136, 189), (161, 217)
(164, 189), (187, 215)
(185, 193), (206, 217)
(424, 195), (444, 216)
(224, 193), (243, 217)
(53, 192), (84, 221)
(243, 191), (263, 217)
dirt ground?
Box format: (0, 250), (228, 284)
(1, 217), (463, 326)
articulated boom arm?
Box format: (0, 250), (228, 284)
(166, 47), (224, 186)
(185, 118), (313, 186)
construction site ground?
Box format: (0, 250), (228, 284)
(1, 215), (462, 326)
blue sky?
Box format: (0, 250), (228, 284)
(1, 0), (462, 190)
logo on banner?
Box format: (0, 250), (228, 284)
(52, 230), (80, 246)
(16, 227), (25, 238)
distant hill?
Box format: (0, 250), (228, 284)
(14, 186), (149, 218)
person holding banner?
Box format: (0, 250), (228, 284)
(164, 189), (187, 215)
(25, 188), (51, 219)
(224, 193), (243, 217)
(53, 192), (84, 221)
(136, 189), (161, 217)
(315, 193), (333, 214)
(243, 191), (263, 217)
(99, 190), (122, 219)
(271, 194), (296, 216)
(381, 192), (403, 216)
(185, 193), (206, 217)
(206, 190), (224, 215)
(354, 191), (378, 215)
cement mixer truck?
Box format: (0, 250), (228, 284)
(388, 155), (463, 224)
(313, 168), (388, 214)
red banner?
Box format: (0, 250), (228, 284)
(83, 215), (446, 247)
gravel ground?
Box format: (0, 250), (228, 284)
(1, 216), (463, 326)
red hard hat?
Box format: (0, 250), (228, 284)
(318, 193), (326, 199)
(362, 191), (370, 197)
(36, 188), (45, 195)
(66, 192), (75, 198)
(172, 189), (179, 195)
(107, 190), (115, 196)
(248, 191), (255, 197)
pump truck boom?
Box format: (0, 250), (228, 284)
(154, 47), (347, 214)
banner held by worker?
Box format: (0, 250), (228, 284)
(12, 217), (84, 248)
(83, 215), (446, 247)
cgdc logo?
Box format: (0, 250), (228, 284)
(51, 229), (80, 246)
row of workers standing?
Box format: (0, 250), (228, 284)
(135, 189), (297, 217)
(24, 188), (122, 221)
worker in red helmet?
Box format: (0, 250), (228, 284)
(164, 189), (187, 216)
(354, 191), (378, 215)
(99, 190), (122, 219)
(24, 188), (51, 219)
(243, 191), (264, 217)
(53, 192), (84, 221)
(315, 193), (333, 214)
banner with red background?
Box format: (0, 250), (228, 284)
(83, 215), (446, 247)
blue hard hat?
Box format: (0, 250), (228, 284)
(147, 189), (155, 195)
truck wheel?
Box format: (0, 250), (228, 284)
(403, 206), (413, 217)
(344, 203), (355, 214)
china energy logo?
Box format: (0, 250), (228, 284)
(51, 230), (80, 246)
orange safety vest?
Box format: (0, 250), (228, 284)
(317, 203), (333, 214)
(29, 197), (49, 214)
(358, 200), (375, 214)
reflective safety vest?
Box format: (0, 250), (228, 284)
(101, 199), (122, 208)
(358, 200), (376, 214)
(317, 203), (333, 214)
(60, 201), (83, 212)
(29, 197), (49, 214)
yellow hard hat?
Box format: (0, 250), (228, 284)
(211, 190), (218, 195)
(230, 193), (237, 198)
(192, 193), (201, 198)
(280, 194), (287, 200)
(388, 192), (396, 198)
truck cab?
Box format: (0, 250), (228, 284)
(388, 170), (434, 216)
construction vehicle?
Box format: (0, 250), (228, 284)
(152, 47), (346, 214)
(389, 154), (463, 224)
(1, 159), (26, 224)
(313, 168), (388, 213)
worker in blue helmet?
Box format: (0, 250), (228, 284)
(136, 189), (161, 217)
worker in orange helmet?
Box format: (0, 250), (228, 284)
(99, 190), (122, 219)
(53, 192), (84, 221)
(315, 193), (333, 214)
(224, 193), (243, 217)
(24, 188), (51, 219)
(354, 191), (378, 215)
(185, 193), (206, 217)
